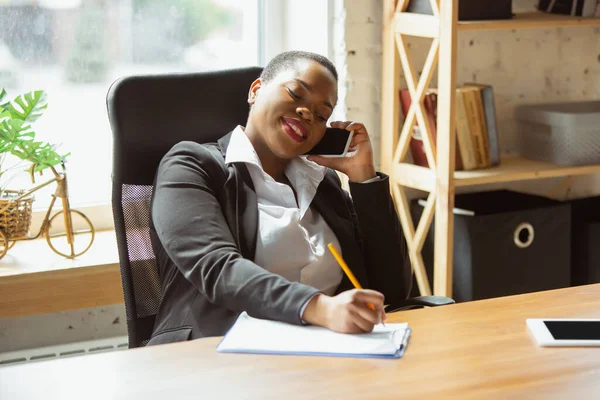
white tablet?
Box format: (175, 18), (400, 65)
(526, 318), (600, 347)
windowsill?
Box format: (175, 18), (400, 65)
(0, 230), (123, 319)
(30, 203), (115, 234)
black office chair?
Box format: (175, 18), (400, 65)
(107, 67), (453, 348)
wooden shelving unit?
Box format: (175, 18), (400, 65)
(395, 157), (600, 191)
(381, 1), (600, 297)
(395, 10), (600, 37)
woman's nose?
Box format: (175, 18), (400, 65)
(296, 107), (313, 122)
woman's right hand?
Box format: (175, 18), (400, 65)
(302, 289), (387, 333)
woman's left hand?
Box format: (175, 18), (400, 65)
(307, 121), (377, 183)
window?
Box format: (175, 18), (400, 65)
(0, 0), (260, 214)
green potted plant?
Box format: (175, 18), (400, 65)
(0, 88), (69, 237)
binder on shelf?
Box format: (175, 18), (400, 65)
(465, 83), (501, 166)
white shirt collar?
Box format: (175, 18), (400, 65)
(225, 125), (328, 217)
(224, 125), (264, 168)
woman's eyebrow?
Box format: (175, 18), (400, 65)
(293, 78), (333, 110)
(293, 78), (313, 91)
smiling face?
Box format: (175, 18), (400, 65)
(246, 58), (338, 160)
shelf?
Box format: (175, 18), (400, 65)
(394, 12), (600, 38)
(458, 12), (600, 31)
(394, 156), (600, 190)
(394, 12), (439, 38)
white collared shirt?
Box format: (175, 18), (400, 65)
(225, 126), (343, 296)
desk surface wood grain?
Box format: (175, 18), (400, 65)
(1, 284), (599, 400)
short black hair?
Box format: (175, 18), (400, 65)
(260, 51), (338, 83)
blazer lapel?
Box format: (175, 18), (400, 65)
(235, 164), (257, 261)
(218, 133), (258, 261)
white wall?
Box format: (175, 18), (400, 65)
(0, 305), (126, 353)
(331, 0), (384, 167)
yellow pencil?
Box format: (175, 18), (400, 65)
(327, 243), (385, 323)
(327, 243), (363, 290)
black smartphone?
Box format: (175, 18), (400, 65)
(304, 127), (354, 157)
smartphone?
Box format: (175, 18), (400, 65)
(304, 127), (354, 157)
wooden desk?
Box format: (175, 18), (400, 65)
(1, 284), (599, 399)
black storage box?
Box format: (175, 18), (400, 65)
(410, 190), (571, 302)
(407, 0), (513, 21)
(569, 196), (600, 286)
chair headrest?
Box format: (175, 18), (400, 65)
(107, 67), (263, 185)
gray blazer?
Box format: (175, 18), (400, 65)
(147, 132), (412, 345)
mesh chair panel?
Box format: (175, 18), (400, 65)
(121, 184), (161, 319)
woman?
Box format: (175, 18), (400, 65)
(147, 51), (412, 345)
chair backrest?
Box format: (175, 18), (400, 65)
(107, 67), (263, 348)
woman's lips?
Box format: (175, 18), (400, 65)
(281, 118), (307, 143)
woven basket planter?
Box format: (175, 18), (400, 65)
(0, 190), (34, 239)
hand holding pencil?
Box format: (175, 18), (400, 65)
(301, 244), (387, 334)
(327, 243), (387, 325)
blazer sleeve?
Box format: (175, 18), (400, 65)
(151, 141), (320, 325)
(347, 173), (413, 306)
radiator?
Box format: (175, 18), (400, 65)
(0, 336), (129, 367)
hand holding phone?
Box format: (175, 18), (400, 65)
(304, 127), (354, 157)
(306, 121), (376, 183)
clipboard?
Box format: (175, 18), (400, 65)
(216, 312), (411, 359)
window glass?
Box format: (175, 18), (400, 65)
(0, 0), (259, 207)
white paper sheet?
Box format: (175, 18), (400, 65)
(217, 312), (410, 358)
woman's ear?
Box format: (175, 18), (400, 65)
(248, 78), (262, 105)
